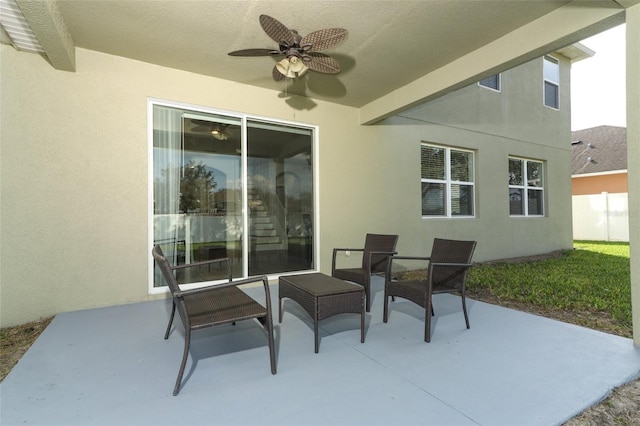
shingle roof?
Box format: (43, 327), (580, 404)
(571, 126), (627, 175)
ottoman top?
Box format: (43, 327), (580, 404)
(280, 273), (363, 296)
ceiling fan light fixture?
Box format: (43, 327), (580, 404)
(276, 56), (308, 79)
(211, 128), (229, 140)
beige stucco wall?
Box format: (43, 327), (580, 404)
(1, 45), (574, 327)
(397, 55), (571, 143)
(379, 56), (574, 258)
(0, 46), (356, 326)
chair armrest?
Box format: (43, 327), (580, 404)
(174, 275), (269, 300)
(429, 262), (473, 268)
(170, 257), (231, 271)
(333, 248), (364, 253)
(389, 256), (431, 261)
(332, 248), (364, 274)
(368, 250), (398, 256)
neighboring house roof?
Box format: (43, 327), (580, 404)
(571, 126), (627, 175)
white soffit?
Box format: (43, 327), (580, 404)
(556, 42), (595, 63)
(0, 0), (43, 54)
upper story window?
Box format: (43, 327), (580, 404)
(543, 56), (559, 109)
(509, 157), (544, 216)
(478, 73), (501, 91)
(421, 143), (475, 218)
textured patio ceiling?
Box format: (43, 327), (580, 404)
(3, 0), (629, 123)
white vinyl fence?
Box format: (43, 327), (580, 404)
(572, 192), (629, 242)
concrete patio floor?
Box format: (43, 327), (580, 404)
(2, 277), (639, 426)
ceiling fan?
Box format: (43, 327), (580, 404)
(228, 15), (348, 80)
(190, 119), (231, 141)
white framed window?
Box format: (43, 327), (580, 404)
(421, 143), (475, 218)
(543, 55), (559, 109)
(508, 157), (544, 216)
(149, 99), (317, 293)
(478, 73), (501, 91)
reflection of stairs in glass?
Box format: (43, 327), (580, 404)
(248, 186), (284, 251)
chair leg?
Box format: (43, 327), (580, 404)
(461, 292), (470, 329)
(266, 317), (277, 375)
(431, 301), (435, 317)
(164, 301), (176, 340)
(360, 300), (365, 344)
(256, 316), (277, 374)
(173, 329), (191, 396)
(383, 291), (389, 323)
(425, 297), (432, 342)
(365, 282), (371, 313)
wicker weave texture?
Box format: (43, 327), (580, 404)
(183, 287), (267, 329)
(152, 245), (276, 395)
(383, 238), (477, 342)
(332, 233), (398, 312)
(279, 273), (364, 353)
(302, 28), (348, 51)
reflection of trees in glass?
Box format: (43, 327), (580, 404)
(509, 159), (523, 185)
(527, 161), (542, 187)
(509, 159), (542, 187)
(422, 146), (472, 182)
(180, 160), (217, 213)
(451, 151), (472, 181)
(421, 146), (445, 180)
(156, 161), (218, 214)
(213, 188), (241, 214)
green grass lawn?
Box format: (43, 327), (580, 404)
(467, 241), (632, 338)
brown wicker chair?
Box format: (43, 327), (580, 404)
(331, 233), (399, 312)
(152, 245), (276, 396)
(383, 238), (477, 342)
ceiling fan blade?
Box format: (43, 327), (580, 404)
(191, 119), (227, 130)
(190, 119), (213, 132)
(259, 15), (294, 46)
(228, 48), (277, 57)
(301, 28), (348, 52)
(306, 53), (341, 74)
(272, 65), (286, 81)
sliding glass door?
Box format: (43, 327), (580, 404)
(247, 120), (313, 275)
(151, 102), (314, 288)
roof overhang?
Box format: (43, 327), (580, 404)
(555, 42), (595, 63)
(572, 170), (628, 178)
(359, 1), (626, 124)
(0, 0), (75, 71)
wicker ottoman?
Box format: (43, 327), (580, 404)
(279, 273), (365, 353)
